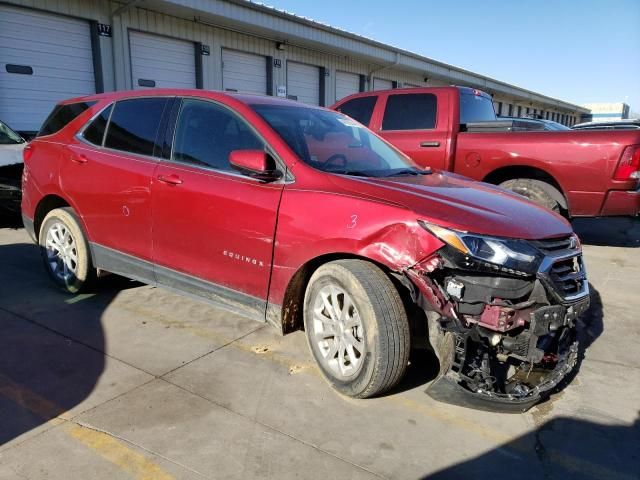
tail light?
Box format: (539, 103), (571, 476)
(23, 143), (34, 162)
(613, 144), (640, 181)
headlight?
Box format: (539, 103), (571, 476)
(419, 221), (544, 276)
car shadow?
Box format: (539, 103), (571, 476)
(422, 414), (640, 479)
(0, 240), (137, 447)
(572, 217), (640, 248)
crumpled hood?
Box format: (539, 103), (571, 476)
(338, 171), (572, 240)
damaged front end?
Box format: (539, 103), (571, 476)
(406, 223), (590, 413)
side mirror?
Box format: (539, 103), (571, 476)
(229, 150), (282, 181)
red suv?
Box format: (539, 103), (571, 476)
(22, 90), (590, 411)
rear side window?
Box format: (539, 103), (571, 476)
(82, 104), (113, 146)
(172, 99), (264, 172)
(104, 98), (168, 156)
(382, 94), (437, 130)
(336, 96), (377, 126)
(459, 92), (497, 124)
(37, 101), (96, 137)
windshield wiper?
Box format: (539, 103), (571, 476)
(327, 169), (372, 177)
(385, 168), (432, 177)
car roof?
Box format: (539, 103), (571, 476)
(59, 88), (325, 110)
(573, 119), (640, 128)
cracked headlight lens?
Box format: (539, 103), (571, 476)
(419, 221), (544, 275)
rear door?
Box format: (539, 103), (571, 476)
(151, 97), (284, 312)
(373, 91), (450, 170)
(65, 97), (169, 268)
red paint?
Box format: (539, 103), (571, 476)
(22, 88), (576, 311)
(332, 87), (640, 217)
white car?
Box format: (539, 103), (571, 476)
(0, 120), (26, 212)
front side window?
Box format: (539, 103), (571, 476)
(82, 104), (113, 146)
(0, 121), (24, 145)
(172, 99), (264, 171)
(104, 98), (168, 156)
(37, 101), (95, 137)
(382, 93), (437, 130)
(252, 104), (420, 177)
(336, 96), (377, 126)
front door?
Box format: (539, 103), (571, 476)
(375, 91), (449, 171)
(151, 98), (284, 316)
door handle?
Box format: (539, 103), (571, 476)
(71, 153), (88, 164)
(420, 141), (440, 148)
(157, 174), (183, 186)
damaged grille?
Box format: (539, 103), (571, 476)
(548, 256), (586, 297)
(531, 236), (575, 255)
(534, 235), (588, 302)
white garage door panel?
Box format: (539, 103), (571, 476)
(0, 5), (95, 132)
(373, 78), (393, 91)
(287, 62), (320, 105)
(130, 31), (196, 89)
(222, 49), (267, 95)
(335, 71), (359, 102)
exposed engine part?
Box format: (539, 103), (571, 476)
(445, 278), (464, 300)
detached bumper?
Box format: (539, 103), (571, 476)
(426, 338), (578, 413)
(600, 188), (640, 216)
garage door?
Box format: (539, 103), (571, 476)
(287, 62), (320, 105)
(222, 49), (267, 95)
(130, 31), (196, 90)
(0, 5), (95, 133)
(335, 71), (359, 102)
(373, 78), (393, 91)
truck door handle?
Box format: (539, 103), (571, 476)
(71, 153), (88, 164)
(157, 174), (183, 186)
(420, 141), (440, 148)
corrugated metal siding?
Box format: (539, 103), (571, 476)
(1, 0), (587, 119)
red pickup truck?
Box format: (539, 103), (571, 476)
(332, 87), (640, 217)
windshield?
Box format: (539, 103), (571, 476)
(251, 104), (423, 177)
(459, 92), (497, 124)
(0, 120), (24, 145)
(544, 120), (571, 131)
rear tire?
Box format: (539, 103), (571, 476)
(39, 207), (96, 293)
(303, 259), (410, 398)
(499, 178), (560, 213)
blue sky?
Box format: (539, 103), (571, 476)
(266, 0), (640, 114)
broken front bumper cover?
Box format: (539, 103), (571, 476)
(426, 336), (578, 413)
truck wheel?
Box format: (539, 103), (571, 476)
(39, 207), (96, 293)
(499, 178), (560, 213)
(303, 259), (410, 398)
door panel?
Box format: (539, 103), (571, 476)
(61, 142), (156, 262)
(376, 91), (450, 171)
(152, 98), (284, 301)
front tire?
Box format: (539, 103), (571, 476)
(39, 207), (95, 293)
(303, 259), (410, 398)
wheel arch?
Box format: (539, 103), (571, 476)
(483, 165), (568, 210)
(275, 252), (402, 335)
(33, 194), (72, 242)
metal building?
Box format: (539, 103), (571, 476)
(0, 0), (590, 136)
